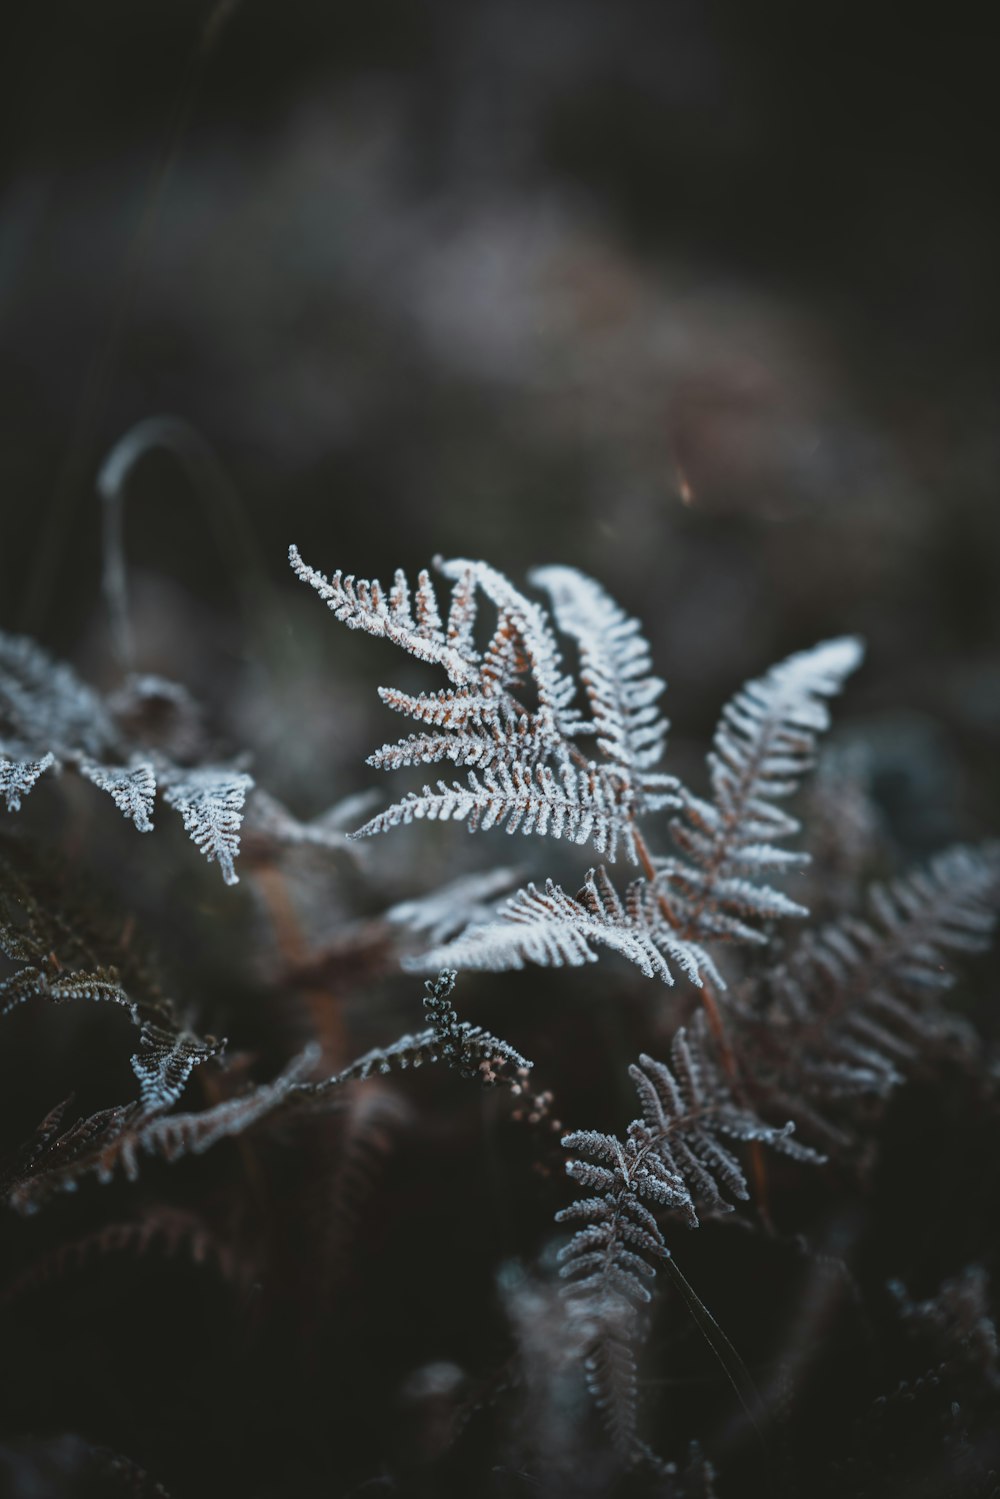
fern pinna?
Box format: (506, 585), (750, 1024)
(556, 1019), (819, 1464)
(291, 545), (1000, 1469)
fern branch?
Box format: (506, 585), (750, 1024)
(0, 630), (256, 881)
(737, 842), (1000, 1145)
(530, 565), (673, 805)
(408, 866), (717, 986)
(554, 1017), (816, 1462)
(288, 545), (480, 683)
(663, 636), (864, 946)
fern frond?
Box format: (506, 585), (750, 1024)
(0, 632), (118, 759)
(0, 855), (222, 1114)
(555, 1167), (669, 1463)
(0, 752), (56, 812)
(3, 1101), (134, 1211)
(409, 866), (714, 986)
(1, 632), (255, 881)
(332, 970), (532, 1087)
(5, 1047), (321, 1212)
(554, 1018), (818, 1461)
(665, 636), (864, 945)
(531, 565), (674, 805)
(161, 765), (253, 885)
(436, 556), (580, 733)
(386, 866), (522, 947)
(80, 759), (157, 832)
(627, 1024), (819, 1225)
(288, 545), (480, 683)
(566, 1019), (817, 1232)
(353, 761), (637, 858)
(293, 552), (690, 878)
(293, 551), (870, 985)
(376, 684), (503, 729)
(130, 1024), (225, 1112)
(739, 842), (1000, 1143)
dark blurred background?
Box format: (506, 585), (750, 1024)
(1, 0), (998, 836)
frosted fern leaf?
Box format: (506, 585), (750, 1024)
(288, 544), (481, 682)
(0, 632), (117, 759)
(663, 636), (864, 945)
(436, 556), (582, 735)
(80, 760), (156, 832)
(552, 1019), (810, 1466)
(386, 866), (522, 947)
(0, 752), (55, 812)
(291, 547), (650, 863)
(565, 1018), (817, 1233)
(0, 856), (223, 1116)
(328, 970), (532, 1089)
(242, 787), (379, 858)
(0, 630), (254, 881)
(623, 1021), (819, 1226)
(130, 1024), (225, 1112)
(531, 565), (674, 808)
(552, 1017), (819, 1460)
(353, 760), (636, 858)
(161, 766), (253, 886)
(407, 866), (716, 987)
(6, 1047), (320, 1212)
(737, 841), (1000, 1145)
(555, 1159), (669, 1464)
(293, 547), (866, 986)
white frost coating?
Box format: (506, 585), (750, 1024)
(386, 866), (522, 947)
(288, 545), (480, 685)
(81, 759), (157, 832)
(292, 546), (866, 983)
(664, 635), (865, 945)
(408, 867), (711, 988)
(162, 766), (253, 885)
(0, 629), (255, 883)
(290, 547), (663, 866)
(531, 565), (673, 800)
(0, 752), (56, 812)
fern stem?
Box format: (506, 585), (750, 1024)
(632, 823), (743, 1085)
(662, 1253), (772, 1466)
(633, 819), (778, 1223)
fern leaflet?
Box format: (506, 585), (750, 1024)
(663, 636), (864, 945)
